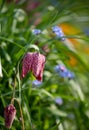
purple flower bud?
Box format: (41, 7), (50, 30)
(55, 97), (63, 105)
(32, 29), (41, 35)
(4, 104), (16, 129)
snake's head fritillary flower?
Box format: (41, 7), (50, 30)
(32, 52), (45, 81)
(21, 52), (33, 78)
(4, 104), (16, 129)
(21, 52), (46, 81)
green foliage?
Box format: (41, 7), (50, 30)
(0, 0), (89, 130)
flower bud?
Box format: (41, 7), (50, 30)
(4, 104), (16, 129)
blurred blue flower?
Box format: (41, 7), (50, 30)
(59, 70), (75, 79)
(54, 64), (75, 79)
(52, 26), (65, 41)
(59, 70), (69, 78)
(52, 26), (62, 32)
(54, 64), (67, 73)
(67, 71), (75, 80)
(55, 97), (63, 105)
(84, 27), (89, 36)
(32, 80), (42, 87)
(32, 29), (41, 35)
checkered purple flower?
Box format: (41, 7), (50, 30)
(21, 52), (46, 81)
(4, 104), (16, 129)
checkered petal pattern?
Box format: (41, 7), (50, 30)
(21, 52), (46, 81)
(4, 104), (16, 129)
(32, 52), (45, 81)
(21, 52), (33, 78)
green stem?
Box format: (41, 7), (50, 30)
(12, 76), (16, 100)
(11, 98), (25, 130)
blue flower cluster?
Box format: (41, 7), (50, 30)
(54, 64), (75, 80)
(52, 26), (65, 41)
(32, 29), (41, 35)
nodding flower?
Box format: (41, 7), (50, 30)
(4, 104), (16, 129)
(21, 52), (46, 81)
(52, 26), (65, 41)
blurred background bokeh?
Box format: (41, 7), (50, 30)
(0, 0), (89, 130)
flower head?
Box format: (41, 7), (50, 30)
(32, 29), (41, 35)
(67, 71), (75, 80)
(52, 26), (65, 41)
(4, 104), (16, 129)
(55, 97), (63, 105)
(21, 52), (33, 78)
(52, 26), (62, 32)
(54, 64), (67, 73)
(54, 64), (75, 80)
(21, 52), (46, 81)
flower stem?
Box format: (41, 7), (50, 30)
(11, 98), (25, 130)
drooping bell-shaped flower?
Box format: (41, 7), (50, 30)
(21, 52), (33, 78)
(21, 52), (46, 81)
(4, 104), (16, 129)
